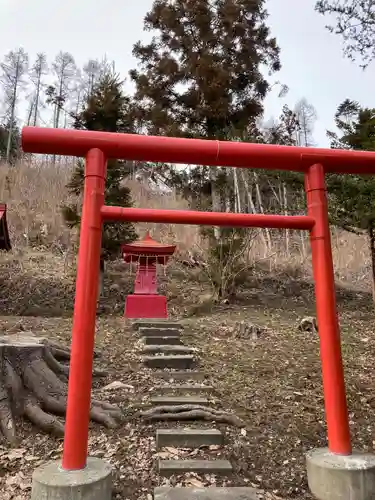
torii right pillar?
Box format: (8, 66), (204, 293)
(305, 163), (375, 500)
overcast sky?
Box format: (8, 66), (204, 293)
(0, 0), (374, 147)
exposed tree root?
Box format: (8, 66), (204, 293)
(140, 404), (244, 427)
(0, 334), (122, 444)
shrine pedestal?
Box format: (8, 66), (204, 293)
(125, 294), (168, 319)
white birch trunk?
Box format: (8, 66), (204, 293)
(209, 166), (221, 239)
(282, 182), (289, 255)
(241, 170), (269, 255)
(253, 172), (272, 250)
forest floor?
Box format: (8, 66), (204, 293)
(0, 253), (374, 500)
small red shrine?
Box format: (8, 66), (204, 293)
(121, 232), (176, 319)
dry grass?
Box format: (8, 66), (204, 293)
(0, 161), (374, 500)
(0, 159), (371, 321)
(0, 160), (371, 292)
(0, 161), (201, 255)
(0, 160), (73, 250)
(125, 177), (201, 252)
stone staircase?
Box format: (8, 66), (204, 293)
(133, 319), (260, 500)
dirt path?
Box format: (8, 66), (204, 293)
(0, 303), (373, 499)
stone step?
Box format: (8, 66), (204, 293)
(154, 487), (258, 500)
(153, 371), (206, 381)
(158, 459), (232, 477)
(143, 355), (195, 370)
(143, 336), (182, 346)
(140, 327), (182, 337)
(150, 396), (210, 406)
(133, 320), (182, 331)
(142, 345), (195, 355)
(156, 428), (223, 449)
(153, 384), (213, 394)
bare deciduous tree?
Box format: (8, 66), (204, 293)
(69, 59), (109, 124)
(0, 48), (29, 164)
(294, 98), (317, 147)
(30, 53), (48, 127)
(46, 51), (76, 129)
(82, 59), (103, 99)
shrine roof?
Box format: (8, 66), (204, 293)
(121, 232), (176, 255)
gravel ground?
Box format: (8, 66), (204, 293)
(0, 292), (373, 500)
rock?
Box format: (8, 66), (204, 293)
(102, 381), (134, 391)
(298, 316), (318, 333)
(235, 322), (266, 340)
(109, 284), (121, 292)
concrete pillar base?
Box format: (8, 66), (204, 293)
(31, 457), (112, 500)
(306, 447), (375, 500)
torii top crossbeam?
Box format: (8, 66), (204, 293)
(22, 126), (375, 174)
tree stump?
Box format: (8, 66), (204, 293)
(298, 316), (318, 333)
(0, 334), (122, 444)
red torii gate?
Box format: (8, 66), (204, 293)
(22, 126), (375, 472)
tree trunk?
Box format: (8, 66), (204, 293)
(98, 257), (105, 299)
(0, 333), (121, 444)
(368, 227), (375, 305)
(241, 170), (268, 255)
(233, 168), (241, 213)
(209, 166), (221, 240)
(5, 88), (18, 165)
(300, 231), (307, 258)
(253, 172), (272, 250)
(33, 71), (41, 126)
(26, 100), (35, 126)
(282, 182), (289, 255)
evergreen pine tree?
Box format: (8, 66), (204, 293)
(130, 0), (280, 139)
(62, 72), (137, 257)
(130, 0), (280, 211)
(132, 0), (279, 226)
(129, 0), (281, 297)
(0, 120), (21, 165)
(325, 99), (375, 302)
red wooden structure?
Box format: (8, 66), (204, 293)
(0, 203), (11, 251)
(121, 231), (176, 318)
(22, 124), (373, 472)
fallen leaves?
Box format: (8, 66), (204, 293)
(193, 302), (375, 497)
(6, 472), (31, 490)
(0, 447), (41, 499)
(1, 289), (374, 500)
